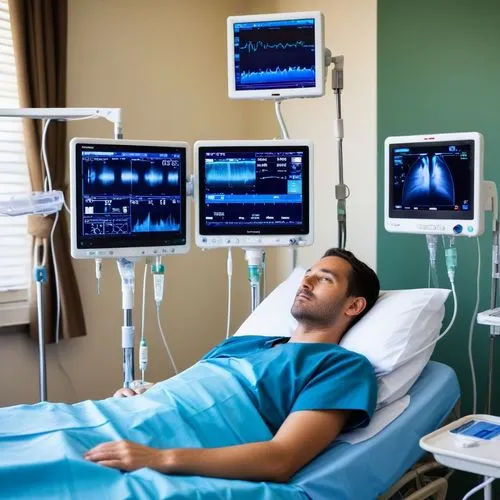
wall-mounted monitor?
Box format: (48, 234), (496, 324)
(385, 132), (484, 237)
(227, 11), (325, 100)
(70, 138), (190, 259)
(194, 139), (313, 248)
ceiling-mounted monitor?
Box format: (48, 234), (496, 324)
(385, 132), (484, 237)
(227, 11), (325, 100)
(194, 139), (314, 248)
(70, 138), (190, 258)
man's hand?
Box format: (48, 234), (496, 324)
(113, 382), (154, 398)
(85, 440), (168, 472)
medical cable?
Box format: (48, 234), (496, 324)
(139, 262), (149, 382)
(391, 268), (458, 371)
(467, 237), (481, 414)
(152, 257), (178, 375)
(262, 251), (267, 300)
(274, 99), (290, 139)
(226, 248), (233, 339)
(462, 476), (495, 500)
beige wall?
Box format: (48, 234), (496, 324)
(0, 0), (376, 406)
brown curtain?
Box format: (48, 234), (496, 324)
(8, 0), (86, 343)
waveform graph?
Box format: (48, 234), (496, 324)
(240, 40), (312, 53)
(131, 199), (182, 234)
(86, 165), (115, 186)
(241, 66), (315, 86)
(205, 160), (256, 192)
(144, 168), (164, 187)
(120, 168), (139, 184)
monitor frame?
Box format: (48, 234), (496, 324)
(227, 11), (325, 100)
(70, 137), (190, 259)
(194, 139), (314, 249)
(384, 132), (484, 237)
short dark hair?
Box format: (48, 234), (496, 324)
(321, 248), (380, 326)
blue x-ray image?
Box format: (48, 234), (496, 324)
(402, 154), (455, 207)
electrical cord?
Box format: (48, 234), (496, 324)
(152, 258), (178, 375)
(226, 248), (232, 339)
(468, 237), (481, 414)
(140, 262), (148, 382)
(156, 304), (178, 375)
(392, 270), (458, 371)
(462, 477), (495, 500)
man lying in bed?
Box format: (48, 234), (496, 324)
(85, 248), (380, 483)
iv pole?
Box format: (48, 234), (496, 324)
(0, 107), (123, 402)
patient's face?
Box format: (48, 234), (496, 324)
(291, 256), (353, 327)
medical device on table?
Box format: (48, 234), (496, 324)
(0, 107), (122, 402)
(70, 138), (189, 388)
(194, 139), (313, 312)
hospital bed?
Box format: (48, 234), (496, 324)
(293, 360), (460, 500)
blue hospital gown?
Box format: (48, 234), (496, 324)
(201, 335), (377, 434)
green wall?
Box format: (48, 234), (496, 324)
(378, 0), (500, 496)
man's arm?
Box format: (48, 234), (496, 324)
(85, 409), (350, 482)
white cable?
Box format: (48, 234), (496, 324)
(274, 100), (290, 139)
(468, 237), (481, 414)
(392, 279), (458, 371)
(41, 119), (53, 191)
(140, 262), (148, 381)
(226, 248), (233, 339)
(462, 477), (495, 500)
(156, 304), (178, 375)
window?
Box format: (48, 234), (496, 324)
(0, 0), (31, 327)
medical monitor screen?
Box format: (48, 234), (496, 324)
(227, 12), (324, 99)
(197, 144), (310, 237)
(388, 140), (475, 220)
(73, 141), (187, 253)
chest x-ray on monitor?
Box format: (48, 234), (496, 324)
(70, 138), (190, 259)
(384, 132), (484, 237)
(194, 139), (313, 248)
(227, 11), (325, 100)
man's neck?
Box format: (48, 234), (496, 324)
(289, 323), (346, 344)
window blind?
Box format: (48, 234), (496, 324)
(0, 1), (30, 293)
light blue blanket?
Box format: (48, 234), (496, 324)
(0, 362), (307, 500)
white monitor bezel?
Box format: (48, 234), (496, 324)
(194, 139), (314, 249)
(70, 137), (191, 259)
(227, 11), (325, 100)
(384, 132), (484, 237)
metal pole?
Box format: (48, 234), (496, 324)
(36, 281), (47, 402)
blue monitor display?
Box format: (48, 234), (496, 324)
(389, 140), (475, 220)
(73, 142), (187, 251)
(233, 18), (316, 91)
(197, 145), (310, 236)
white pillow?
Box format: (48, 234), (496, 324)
(234, 267), (450, 406)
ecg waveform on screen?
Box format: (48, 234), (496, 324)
(206, 160), (256, 187)
(132, 212), (180, 233)
(241, 66), (315, 85)
(240, 40), (313, 53)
